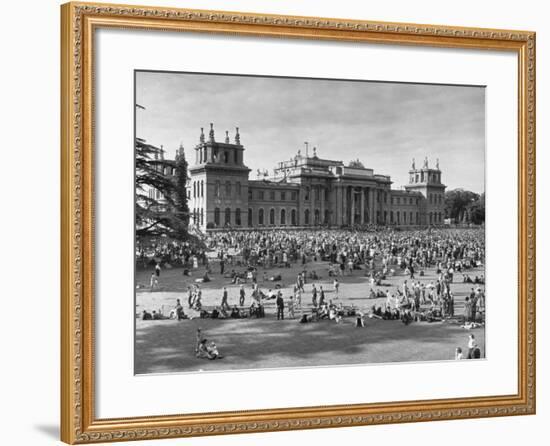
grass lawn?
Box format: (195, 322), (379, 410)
(135, 259), (485, 374)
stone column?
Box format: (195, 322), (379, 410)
(369, 188), (375, 224)
(334, 185), (340, 226)
(341, 186), (347, 225)
(350, 187), (355, 225)
(360, 188), (365, 224)
(310, 185), (315, 226)
(320, 186), (325, 224)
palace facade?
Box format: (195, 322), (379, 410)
(183, 124), (446, 231)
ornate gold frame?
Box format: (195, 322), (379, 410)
(60, 2), (536, 444)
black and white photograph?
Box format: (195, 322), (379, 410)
(134, 71), (486, 375)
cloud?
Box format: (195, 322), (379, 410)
(136, 71), (485, 193)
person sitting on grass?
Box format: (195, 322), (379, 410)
(355, 311), (365, 327)
(401, 309), (414, 325)
(230, 305), (241, 318)
(174, 299), (186, 320)
(142, 310), (152, 320)
(196, 339), (223, 360)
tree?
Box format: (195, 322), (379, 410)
(174, 147), (190, 229)
(444, 188), (482, 223)
(348, 159), (365, 168)
(467, 192), (485, 225)
(135, 138), (188, 240)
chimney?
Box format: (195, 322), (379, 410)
(235, 127), (241, 145)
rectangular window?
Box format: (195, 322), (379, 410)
(258, 191), (264, 200)
(291, 191), (297, 200)
(281, 191), (286, 201)
(270, 191), (275, 200)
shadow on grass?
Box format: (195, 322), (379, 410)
(135, 315), (484, 374)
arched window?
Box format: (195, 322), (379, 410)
(324, 209), (329, 224)
(291, 209), (297, 225)
(224, 151), (229, 163)
(225, 181), (231, 197)
(248, 208), (253, 226)
(235, 208), (241, 226)
(236, 182), (241, 197)
(403, 212), (407, 224)
(225, 208), (231, 225)
(429, 212), (433, 224)
(214, 208), (220, 226)
(215, 181), (220, 198)
(258, 209), (264, 225)
(269, 208), (275, 225)
(304, 209), (310, 225)
(390, 211), (394, 223)
(200, 180), (204, 197)
(305, 187), (310, 201)
(193, 181), (196, 198)
(280, 209), (286, 225)
(200, 208), (204, 226)
(314, 209), (320, 225)
(410, 212), (413, 225)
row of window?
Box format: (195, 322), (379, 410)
(214, 181), (242, 198)
(208, 208), (331, 227)
(410, 172), (441, 184)
(429, 193), (443, 206)
(253, 190), (298, 201)
(196, 147), (240, 165)
(191, 181), (442, 209)
(391, 196), (419, 206)
(192, 180), (205, 199)
(195, 208), (445, 227)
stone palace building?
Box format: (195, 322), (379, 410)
(178, 124), (446, 231)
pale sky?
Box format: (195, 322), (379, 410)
(135, 71), (485, 193)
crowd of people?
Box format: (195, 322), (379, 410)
(138, 228), (486, 360)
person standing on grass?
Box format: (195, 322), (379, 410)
(288, 294), (295, 319)
(295, 286), (302, 308)
(276, 293), (285, 320)
(319, 286), (326, 307)
(195, 328), (203, 355)
(150, 272), (158, 292)
(239, 284), (246, 306)
(467, 334), (477, 359)
(333, 278), (339, 296)
(311, 284), (318, 307)
(221, 286), (230, 311)
(155, 262), (161, 277)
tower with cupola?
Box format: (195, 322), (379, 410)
(404, 157), (446, 225)
(188, 123), (250, 229)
